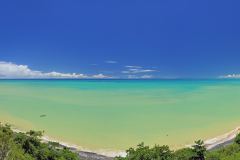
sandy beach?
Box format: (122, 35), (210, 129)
(204, 127), (240, 150)
(12, 128), (123, 159)
(10, 125), (240, 160)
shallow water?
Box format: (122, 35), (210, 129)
(0, 79), (240, 153)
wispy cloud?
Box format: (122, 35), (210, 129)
(105, 60), (118, 64)
(123, 65), (157, 75)
(125, 65), (142, 69)
(219, 74), (240, 79)
(0, 61), (111, 79)
(122, 68), (156, 74)
(92, 74), (110, 79)
(127, 75), (154, 79)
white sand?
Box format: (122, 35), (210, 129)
(12, 128), (125, 158)
(204, 127), (240, 150)
(11, 126), (240, 158)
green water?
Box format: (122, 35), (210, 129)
(0, 79), (240, 153)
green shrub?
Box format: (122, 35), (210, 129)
(235, 133), (240, 145)
(0, 123), (79, 160)
(173, 148), (196, 160)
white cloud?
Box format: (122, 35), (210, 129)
(123, 65), (157, 78)
(92, 74), (110, 79)
(105, 60), (118, 64)
(125, 65), (142, 69)
(219, 74), (240, 79)
(0, 61), (111, 79)
(127, 75), (154, 79)
(44, 72), (88, 78)
(122, 68), (156, 74)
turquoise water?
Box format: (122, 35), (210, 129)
(0, 79), (240, 153)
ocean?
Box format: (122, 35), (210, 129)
(0, 79), (240, 155)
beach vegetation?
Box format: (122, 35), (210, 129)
(192, 140), (206, 160)
(3, 122), (240, 160)
(234, 133), (240, 145)
(115, 140), (205, 160)
(116, 134), (240, 160)
(0, 123), (79, 160)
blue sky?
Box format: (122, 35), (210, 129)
(0, 0), (240, 79)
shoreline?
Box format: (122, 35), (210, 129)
(184, 127), (240, 150)
(11, 128), (124, 159)
(11, 126), (240, 160)
(204, 127), (240, 150)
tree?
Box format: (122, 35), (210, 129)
(174, 148), (196, 160)
(0, 124), (13, 160)
(26, 130), (43, 138)
(151, 145), (173, 160)
(192, 140), (206, 160)
(235, 133), (240, 145)
(116, 143), (173, 160)
(0, 123), (80, 160)
(125, 142), (152, 160)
